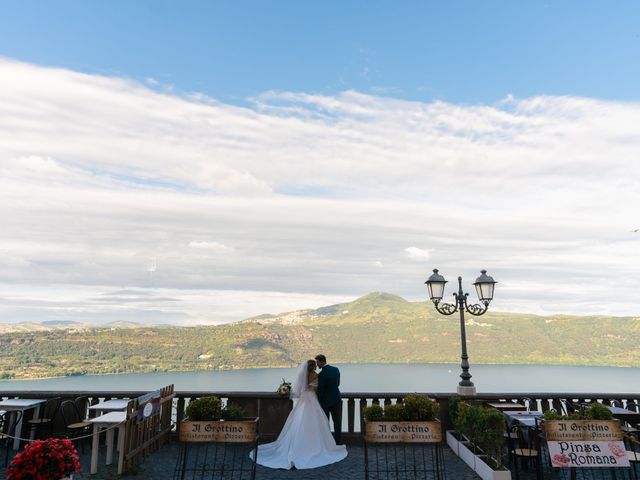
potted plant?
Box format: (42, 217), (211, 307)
(179, 396), (258, 443)
(6, 437), (81, 480)
(446, 399), (510, 480)
(362, 394), (442, 443)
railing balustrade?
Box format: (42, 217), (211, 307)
(2, 391), (640, 440)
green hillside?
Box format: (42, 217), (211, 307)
(1, 292), (639, 380)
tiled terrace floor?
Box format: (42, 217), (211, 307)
(2, 442), (628, 479)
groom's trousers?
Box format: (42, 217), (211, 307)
(322, 403), (342, 444)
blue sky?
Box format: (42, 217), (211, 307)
(1, 1), (639, 104)
(0, 2), (640, 325)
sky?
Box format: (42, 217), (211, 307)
(0, 1), (639, 325)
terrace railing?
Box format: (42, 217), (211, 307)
(2, 391), (640, 441)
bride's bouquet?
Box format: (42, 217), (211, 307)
(276, 378), (292, 397)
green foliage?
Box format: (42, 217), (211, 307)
(362, 404), (384, 421)
(383, 404), (405, 421)
(544, 402), (613, 421)
(402, 394), (436, 421)
(477, 409), (506, 469)
(220, 405), (245, 421)
(453, 401), (506, 469)
(185, 396), (222, 421)
(460, 404), (485, 447)
(587, 403), (613, 420)
(543, 409), (563, 420)
(364, 398), (438, 422)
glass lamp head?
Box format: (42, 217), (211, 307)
(473, 269), (496, 304)
(425, 269), (447, 303)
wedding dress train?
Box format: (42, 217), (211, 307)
(251, 364), (347, 469)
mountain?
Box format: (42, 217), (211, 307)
(0, 292), (639, 380)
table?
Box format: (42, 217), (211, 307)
(503, 410), (544, 429)
(88, 411), (127, 475)
(486, 401), (527, 412)
(0, 398), (46, 449)
(88, 399), (130, 414)
(608, 406), (640, 426)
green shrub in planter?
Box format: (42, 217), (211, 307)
(543, 409), (563, 421)
(543, 403), (613, 421)
(403, 394), (436, 421)
(220, 405), (245, 421)
(448, 395), (461, 428)
(185, 396), (222, 421)
(587, 403), (613, 420)
(383, 404), (405, 421)
(362, 404), (384, 421)
(460, 404), (485, 449)
(477, 408), (505, 469)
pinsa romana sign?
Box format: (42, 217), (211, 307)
(545, 420), (629, 468)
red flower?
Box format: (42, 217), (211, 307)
(6, 438), (81, 480)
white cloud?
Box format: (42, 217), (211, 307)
(405, 247), (433, 261)
(0, 57), (639, 323)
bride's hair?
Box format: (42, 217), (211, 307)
(306, 359), (316, 373)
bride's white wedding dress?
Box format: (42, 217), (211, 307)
(251, 364), (348, 469)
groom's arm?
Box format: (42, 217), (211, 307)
(317, 371), (326, 398)
(336, 368), (340, 387)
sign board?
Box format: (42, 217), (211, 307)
(545, 420), (629, 468)
(135, 389), (161, 423)
(365, 421), (442, 443)
(179, 419), (258, 443)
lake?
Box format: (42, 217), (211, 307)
(1, 363), (640, 393)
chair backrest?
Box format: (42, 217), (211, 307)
(0, 410), (23, 443)
(43, 397), (62, 419)
(59, 400), (83, 427)
(73, 396), (89, 419)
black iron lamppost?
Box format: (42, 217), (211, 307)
(424, 269), (497, 395)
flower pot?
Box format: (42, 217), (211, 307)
(474, 455), (511, 480)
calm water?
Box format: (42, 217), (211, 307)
(1, 363), (639, 393)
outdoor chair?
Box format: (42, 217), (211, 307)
(1, 410), (23, 467)
(59, 400), (92, 453)
(623, 430), (640, 480)
(28, 396), (61, 439)
(73, 395), (89, 419)
(507, 422), (542, 480)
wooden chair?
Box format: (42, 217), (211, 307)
(507, 421), (541, 480)
(1, 410), (23, 467)
(28, 396), (61, 439)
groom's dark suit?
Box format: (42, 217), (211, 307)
(317, 364), (342, 444)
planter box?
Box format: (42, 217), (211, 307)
(475, 455), (512, 480)
(364, 420), (442, 443)
(179, 418), (258, 443)
(446, 431), (511, 480)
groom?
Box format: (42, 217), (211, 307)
(315, 354), (342, 444)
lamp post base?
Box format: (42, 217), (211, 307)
(457, 385), (477, 396)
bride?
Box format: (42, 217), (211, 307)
(251, 359), (348, 469)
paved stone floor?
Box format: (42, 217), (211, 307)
(4, 442), (631, 479)
(2, 441), (482, 479)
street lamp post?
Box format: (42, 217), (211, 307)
(424, 269), (497, 395)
